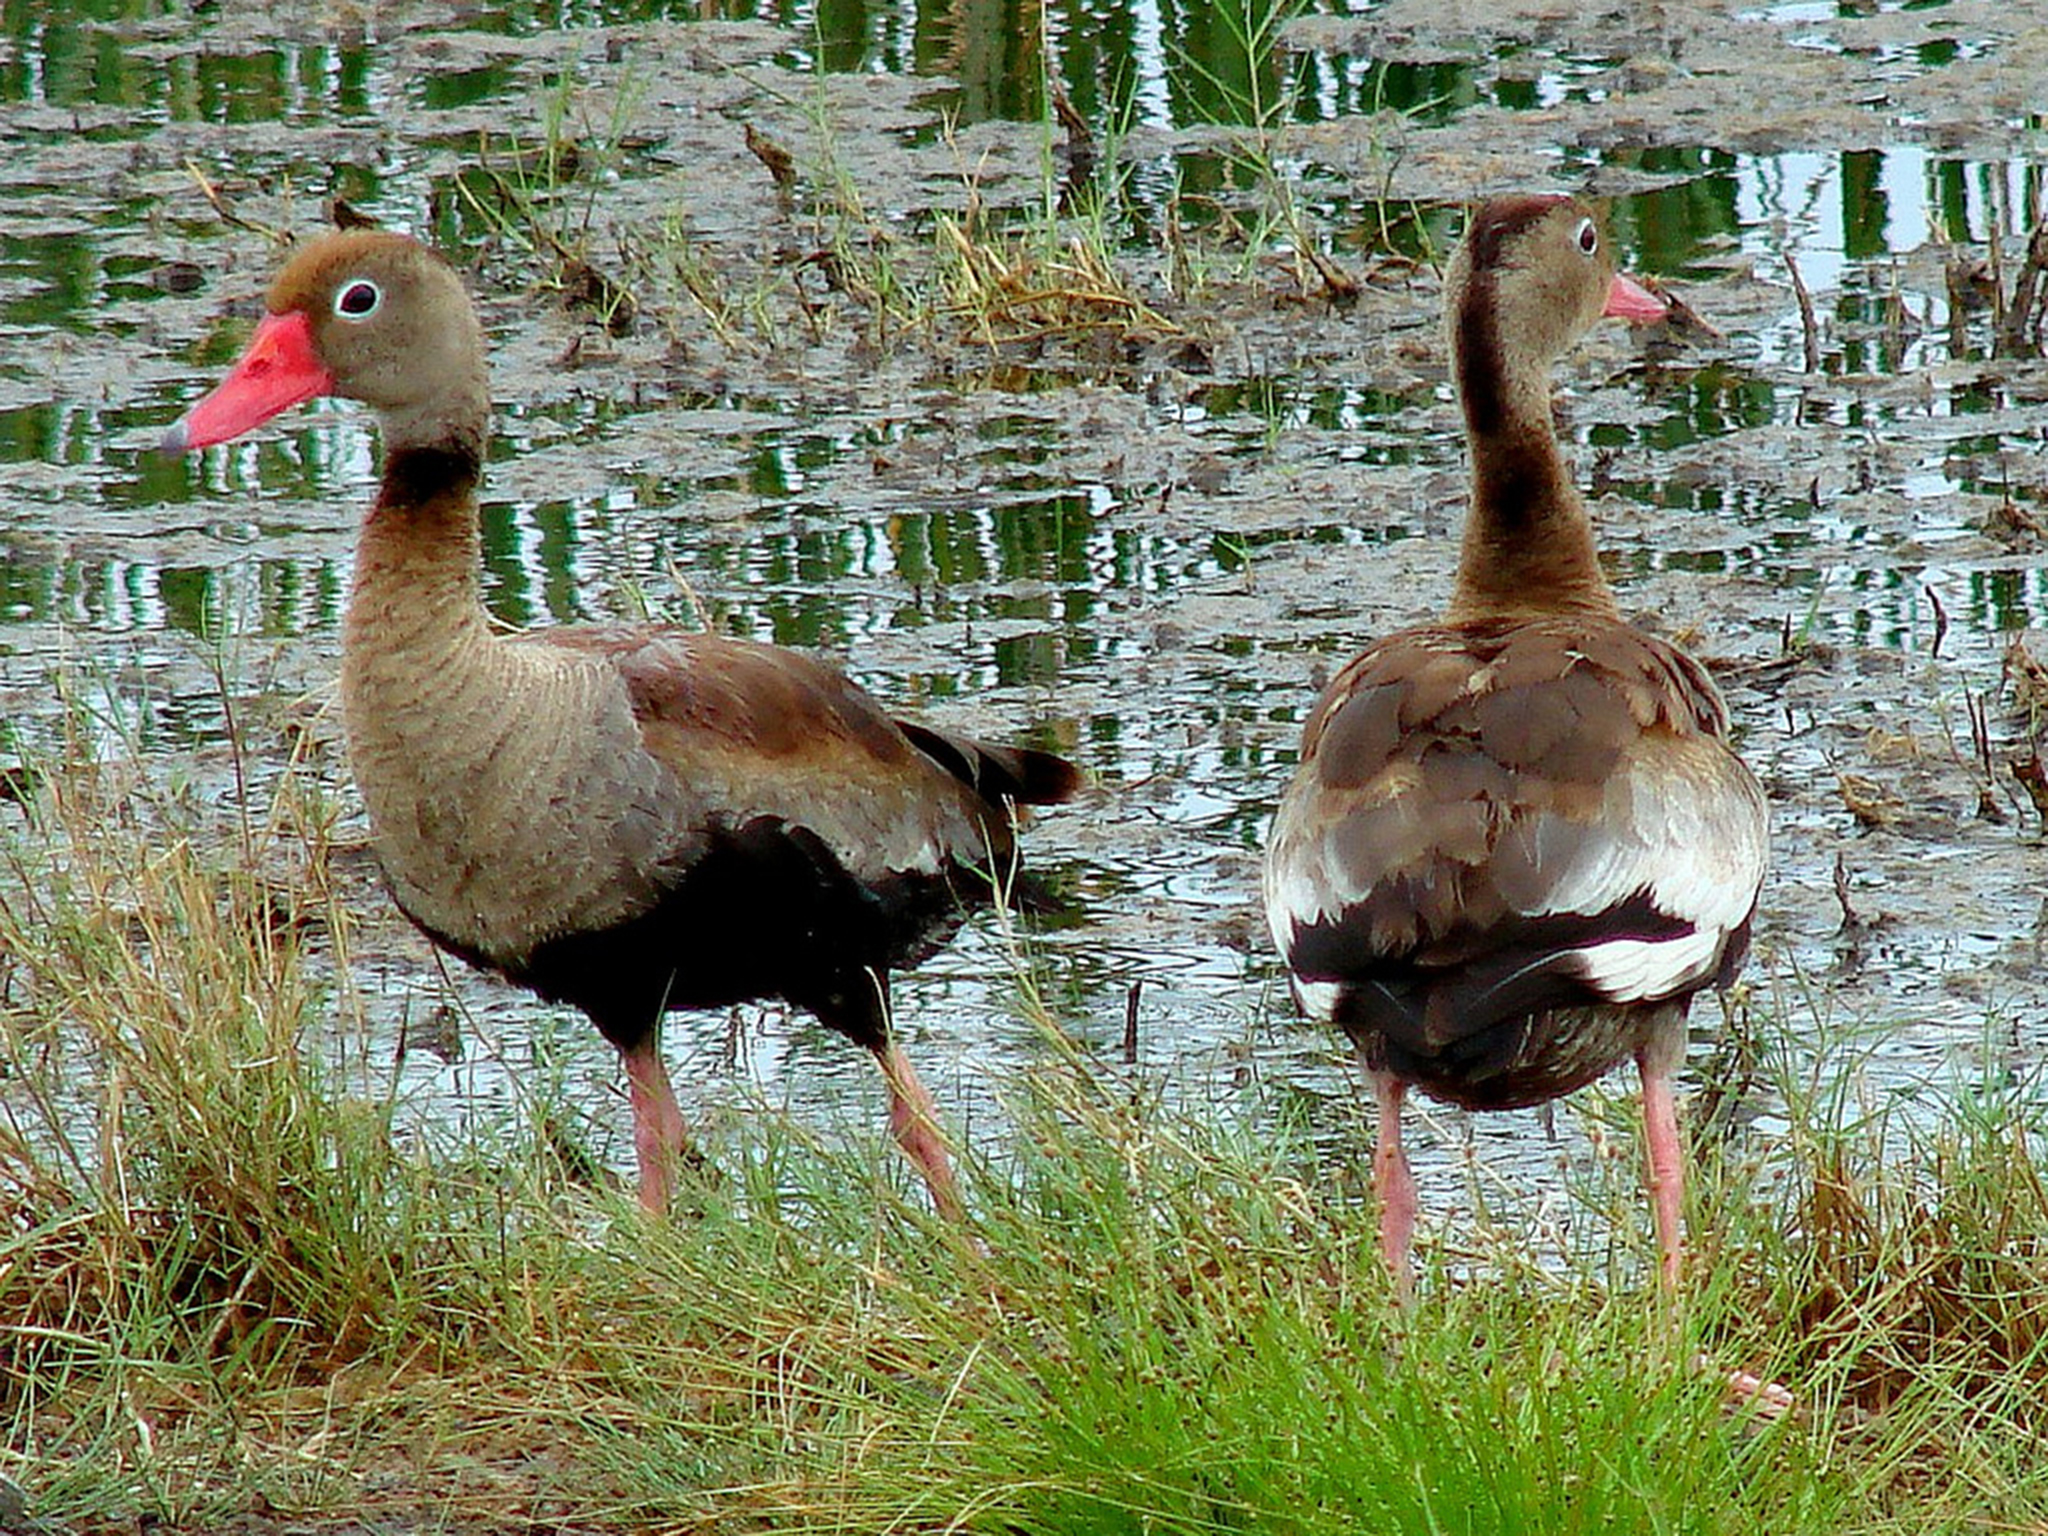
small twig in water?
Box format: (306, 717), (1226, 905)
(1988, 173), (2009, 335)
(1831, 852), (1863, 934)
(1784, 249), (1820, 373)
(182, 160), (291, 245)
(1925, 584), (1948, 659)
(1968, 691), (2007, 823)
(1998, 212), (2048, 358)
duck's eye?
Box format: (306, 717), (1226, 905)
(1574, 218), (1599, 256)
(334, 279), (382, 319)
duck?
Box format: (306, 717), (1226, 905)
(1262, 194), (1768, 1294)
(161, 228), (1081, 1217)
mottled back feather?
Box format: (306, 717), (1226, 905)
(1266, 614), (1766, 1104)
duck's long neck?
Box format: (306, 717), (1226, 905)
(344, 439), (496, 673)
(1444, 296), (1618, 625)
(339, 423), (555, 774)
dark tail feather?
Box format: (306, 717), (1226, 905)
(898, 722), (1083, 807)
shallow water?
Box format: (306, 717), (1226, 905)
(4, 0), (2046, 1252)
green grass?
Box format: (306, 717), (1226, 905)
(3, 689), (2047, 1534)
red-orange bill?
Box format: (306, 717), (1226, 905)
(160, 310), (332, 454)
(1603, 271), (1669, 324)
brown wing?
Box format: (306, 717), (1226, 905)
(1264, 617), (1767, 1053)
(531, 626), (1066, 885)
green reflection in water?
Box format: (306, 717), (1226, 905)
(923, 0), (1046, 125)
(1977, 568), (2046, 634)
(1, 223), (101, 331)
(1930, 158), (1973, 242)
(155, 564), (218, 638)
(3, 6), (394, 123)
(454, 0), (714, 34)
(480, 500), (590, 628)
(0, 402), (72, 464)
(421, 64), (522, 112)
(192, 49), (288, 125)
(1608, 151), (1743, 278)
(1194, 381), (1431, 450)
(257, 556), (344, 638)
(991, 627), (1064, 687)
(1, 0), (170, 108)
(1841, 150), (1888, 261)
(0, 559), (54, 624)
(1611, 365), (1777, 454)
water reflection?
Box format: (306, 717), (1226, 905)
(3, 4), (381, 124)
(4, 0), (2035, 363)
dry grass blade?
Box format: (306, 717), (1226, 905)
(1835, 771), (1904, 829)
(2005, 632), (2048, 715)
(743, 121), (798, 193)
(939, 212), (1176, 348)
(2010, 752), (2048, 819)
(181, 160), (292, 246)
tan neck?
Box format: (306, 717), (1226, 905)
(1444, 298), (1618, 625)
(337, 443), (553, 795)
(343, 447), (496, 671)
(331, 397), (670, 958)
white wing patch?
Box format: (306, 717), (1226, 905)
(1614, 736), (1768, 936)
(1264, 860), (1337, 944)
(1291, 976), (1343, 1023)
(1570, 927), (1725, 1004)
(1495, 812), (1645, 916)
(1499, 736), (1766, 934)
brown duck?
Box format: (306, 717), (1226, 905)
(162, 229), (1080, 1216)
(1264, 195), (1768, 1292)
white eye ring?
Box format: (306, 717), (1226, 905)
(334, 278), (382, 319)
(1574, 218), (1599, 256)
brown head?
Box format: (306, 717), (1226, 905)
(1447, 195), (1666, 440)
(161, 230), (489, 460)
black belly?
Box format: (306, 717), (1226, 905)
(407, 817), (982, 1054)
(1342, 993), (1674, 1111)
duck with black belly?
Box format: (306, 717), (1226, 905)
(1263, 195), (1768, 1296)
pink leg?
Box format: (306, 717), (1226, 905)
(875, 1039), (965, 1221)
(622, 1035), (690, 1213)
(1371, 1071), (1417, 1302)
(1641, 1038), (1796, 1410)
(1637, 1048), (1684, 1292)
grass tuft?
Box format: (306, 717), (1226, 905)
(938, 199), (1175, 351)
(3, 685), (2047, 1531)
